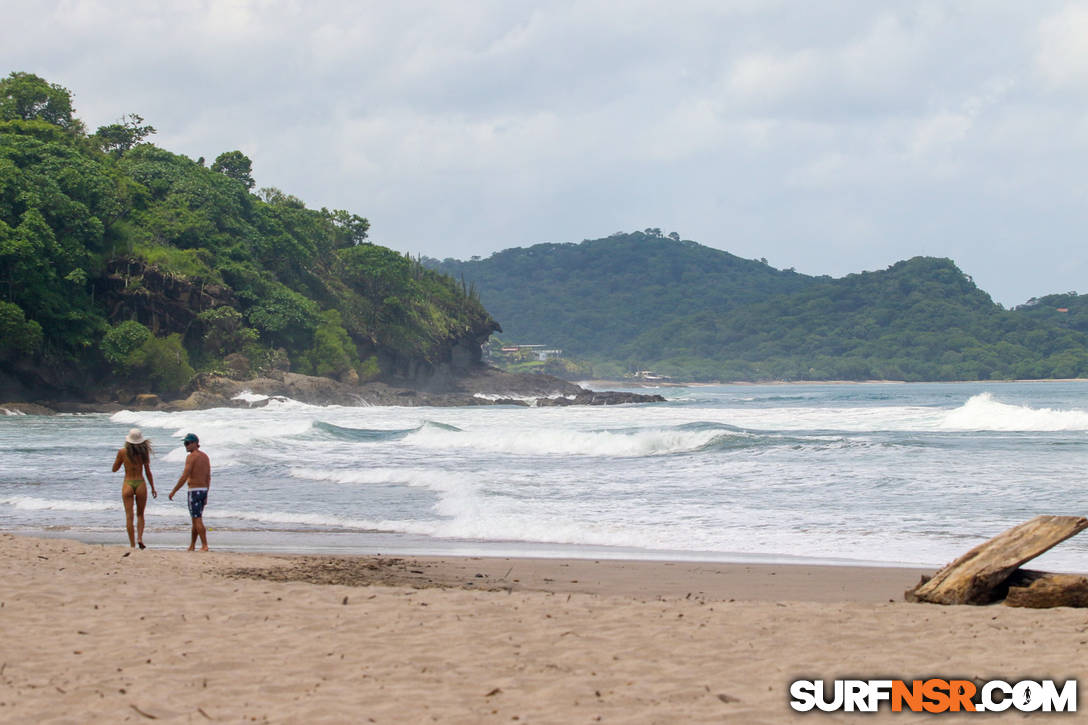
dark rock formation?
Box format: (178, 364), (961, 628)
(158, 366), (664, 410)
(0, 402), (58, 416)
(573, 391), (666, 405)
(7, 361), (665, 412)
(96, 257), (237, 338)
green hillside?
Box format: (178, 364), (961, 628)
(1013, 293), (1088, 335)
(0, 72), (498, 400)
(426, 231), (811, 355)
(427, 232), (1088, 382)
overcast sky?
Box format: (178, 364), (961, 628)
(5, 1), (1088, 306)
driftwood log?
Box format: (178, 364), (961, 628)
(905, 515), (1088, 605)
(1004, 570), (1088, 608)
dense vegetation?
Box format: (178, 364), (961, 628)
(428, 231), (1088, 382)
(429, 232), (809, 356)
(1013, 293), (1088, 335)
(0, 72), (498, 399)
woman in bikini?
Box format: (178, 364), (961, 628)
(112, 428), (157, 548)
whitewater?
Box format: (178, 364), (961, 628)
(2, 381), (1087, 571)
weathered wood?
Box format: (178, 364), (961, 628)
(1004, 571), (1088, 608)
(904, 515), (1088, 605)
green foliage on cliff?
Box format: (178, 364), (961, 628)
(1013, 293), (1088, 336)
(0, 72), (498, 397)
(428, 232), (1088, 382)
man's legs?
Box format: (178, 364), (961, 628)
(188, 517), (208, 551)
(186, 489), (209, 551)
(194, 517), (208, 551)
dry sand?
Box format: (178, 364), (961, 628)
(2, 533), (1085, 723)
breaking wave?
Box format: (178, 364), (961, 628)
(0, 496), (114, 513)
(940, 393), (1088, 431)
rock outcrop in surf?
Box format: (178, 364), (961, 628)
(6, 366), (664, 413)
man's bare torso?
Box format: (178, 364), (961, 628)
(185, 450), (211, 488)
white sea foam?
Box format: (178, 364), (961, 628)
(215, 507), (384, 530)
(471, 393), (569, 403)
(111, 408), (317, 452)
(232, 390), (270, 403)
(0, 496), (114, 512)
(401, 425), (730, 457)
(201, 496), (1087, 569)
(352, 504), (955, 566)
(256, 396), (320, 411)
(288, 466), (466, 490)
(289, 467), (392, 485)
(940, 392), (1088, 431)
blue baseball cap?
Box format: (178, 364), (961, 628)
(182, 433), (199, 444)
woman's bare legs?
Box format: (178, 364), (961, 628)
(122, 486), (136, 547)
(135, 484), (148, 548)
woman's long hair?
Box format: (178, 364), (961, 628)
(125, 440), (152, 464)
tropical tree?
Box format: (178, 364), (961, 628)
(211, 150), (255, 189)
(0, 72), (78, 130)
(323, 208), (370, 247)
(93, 113), (156, 157)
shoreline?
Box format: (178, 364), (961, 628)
(7, 375), (1088, 416)
(24, 525), (1088, 578)
(24, 526), (939, 572)
(16, 531), (929, 603)
(5, 532), (1085, 722)
(582, 377), (1088, 388)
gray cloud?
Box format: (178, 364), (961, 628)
(3, 0), (1085, 305)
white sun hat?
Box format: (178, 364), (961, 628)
(125, 428), (145, 445)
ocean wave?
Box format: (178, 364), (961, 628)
(400, 422), (757, 457)
(109, 409), (316, 447)
(472, 392), (569, 403)
(696, 431), (847, 452)
(940, 392), (1088, 431)
(394, 419), (864, 457)
(310, 421), (419, 441)
(339, 507), (947, 565)
(0, 496), (114, 512)
(312, 419), (463, 441)
(288, 466), (467, 490)
(215, 507), (384, 531)
(231, 390), (272, 404)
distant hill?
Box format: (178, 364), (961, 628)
(426, 232), (812, 355)
(426, 232), (1088, 382)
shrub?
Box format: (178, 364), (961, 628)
(199, 307), (258, 357)
(358, 355), (381, 382)
(0, 301), (43, 356)
(298, 310), (359, 378)
(131, 333), (194, 392)
(100, 320), (151, 370)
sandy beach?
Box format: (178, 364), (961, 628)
(2, 534), (1085, 723)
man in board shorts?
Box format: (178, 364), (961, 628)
(169, 433), (212, 551)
